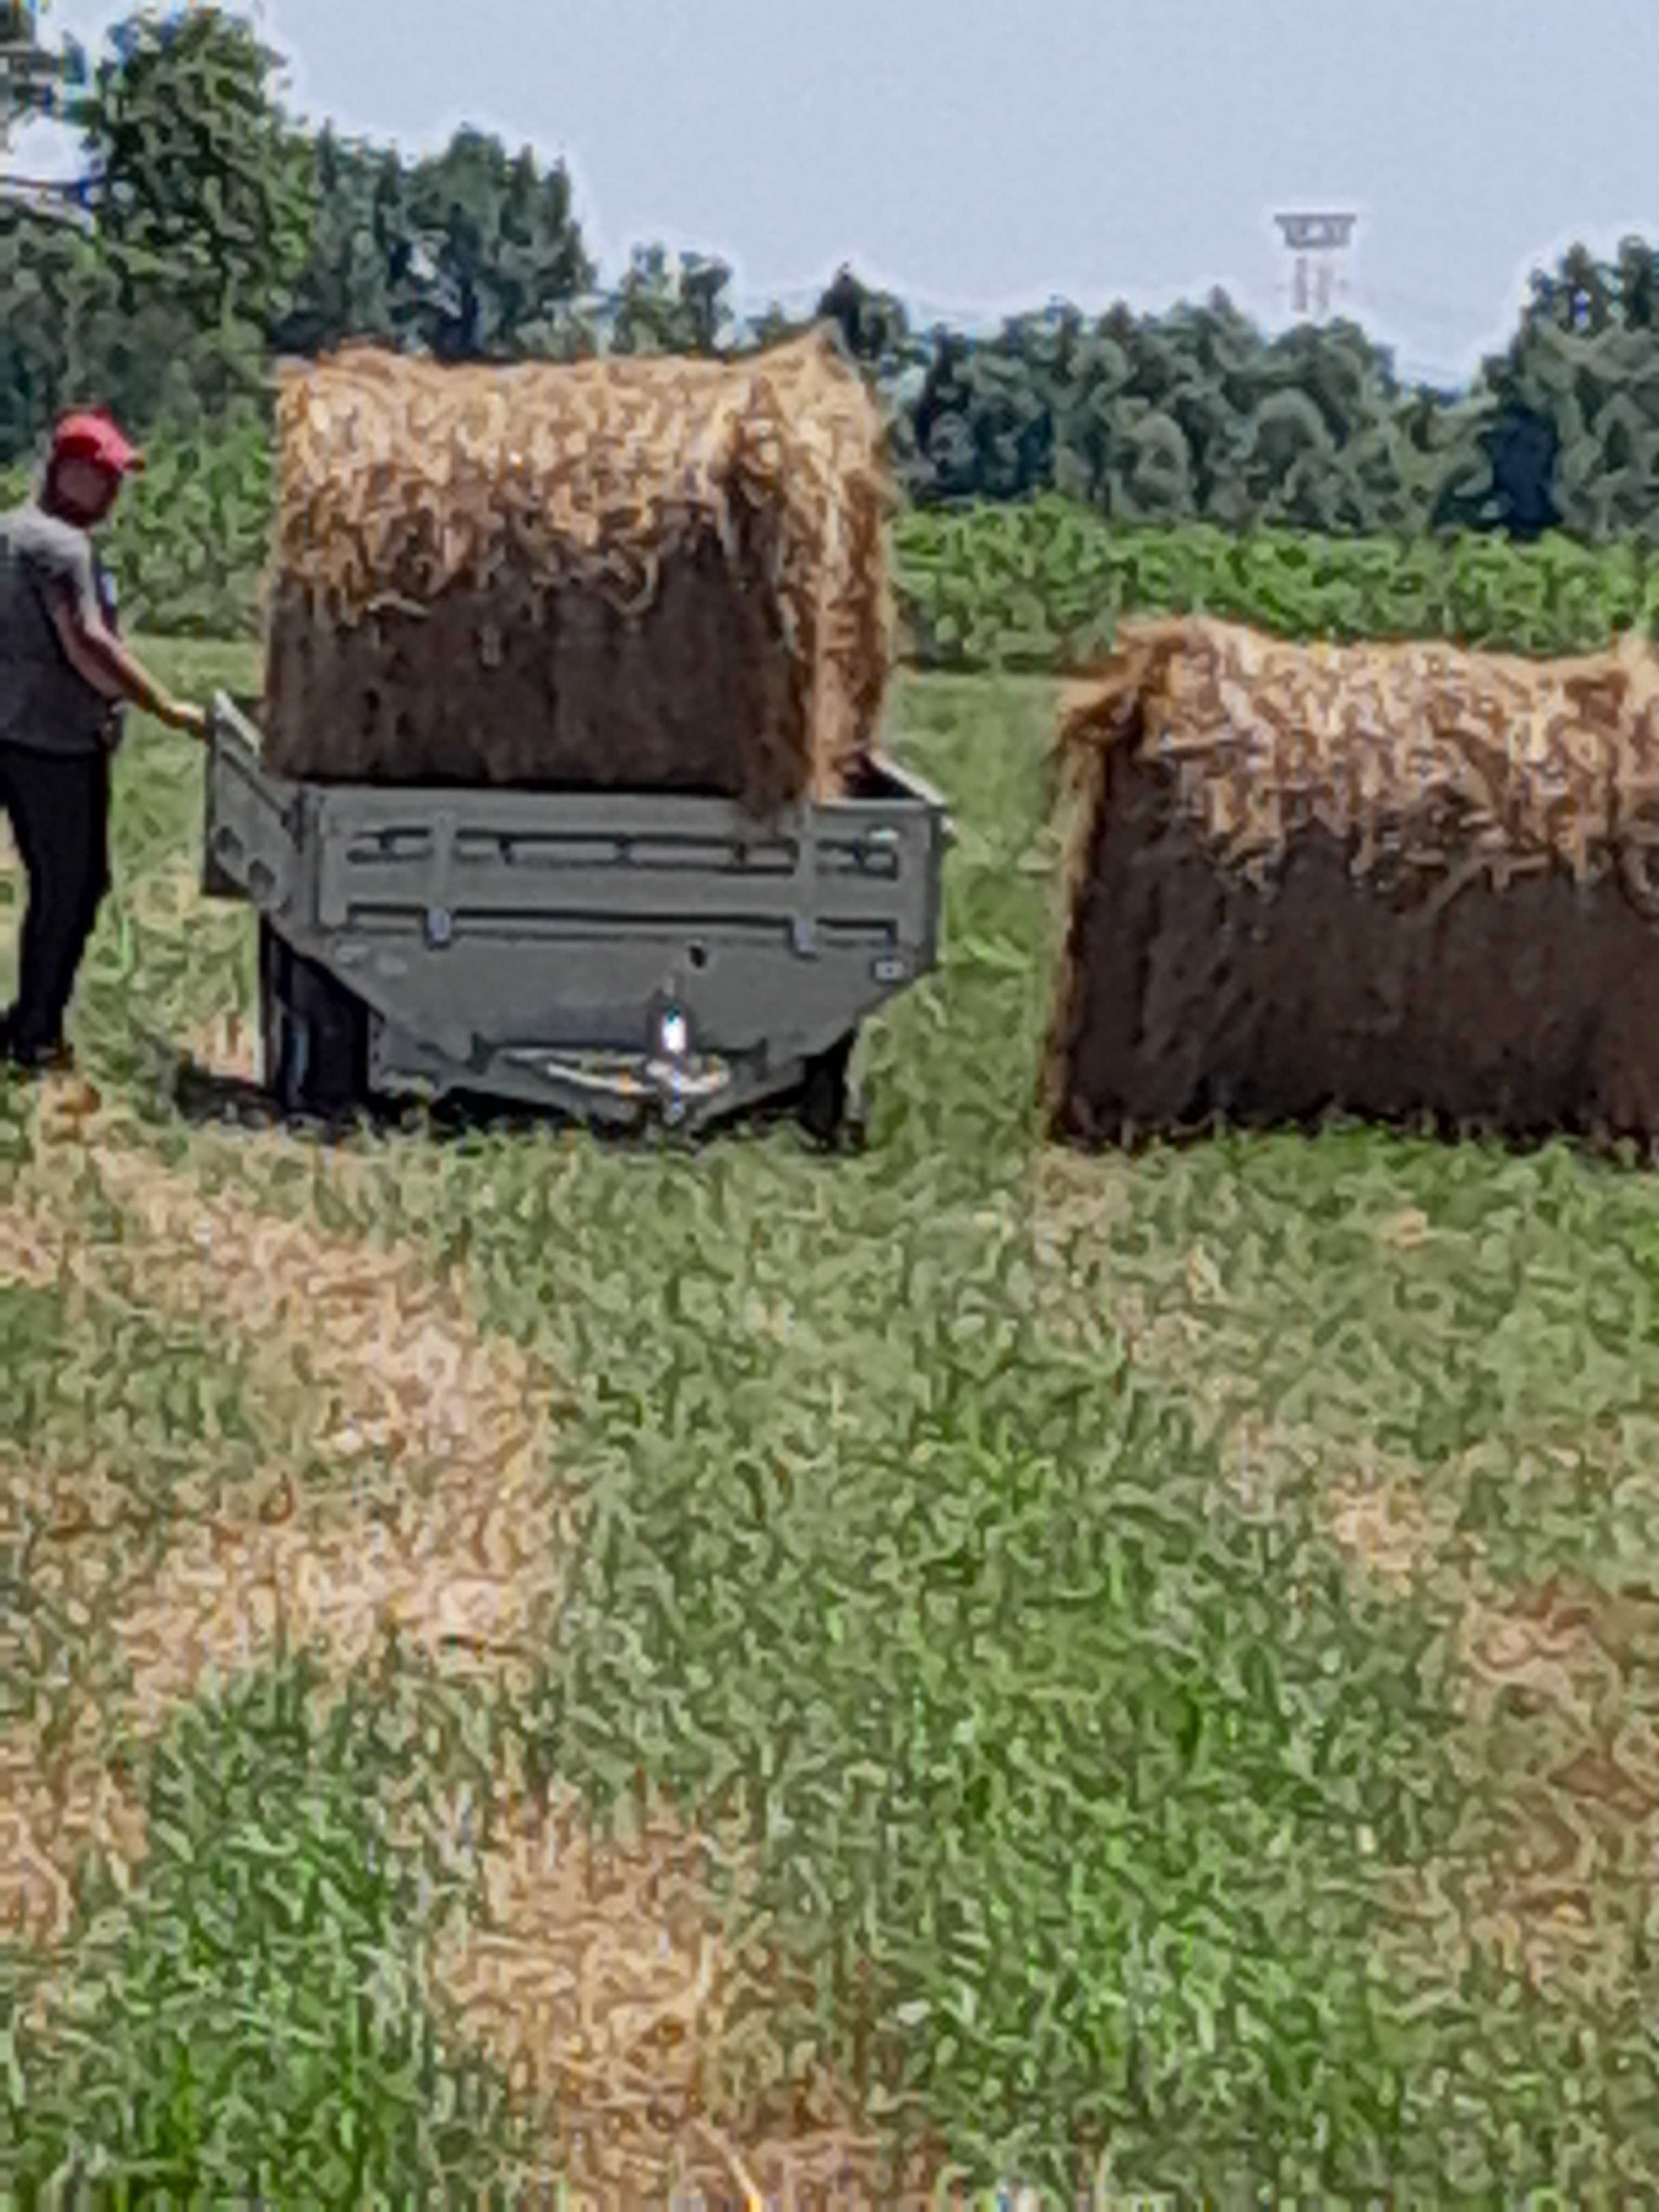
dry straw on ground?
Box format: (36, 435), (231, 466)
(1043, 614), (1659, 1143)
(4, 1115), (949, 2202)
(3, 1440), (153, 1952)
(420, 1756), (937, 2209)
(47, 1136), (573, 1719)
(2, 1109), (569, 1937)
(263, 328), (894, 815)
(1378, 1570), (1659, 2012)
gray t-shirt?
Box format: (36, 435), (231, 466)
(0, 499), (119, 756)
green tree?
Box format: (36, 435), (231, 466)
(0, 206), (115, 462)
(1243, 387), (1338, 528)
(1111, 406), (1195, 520)
(494, 143), (600, 356)
(1616, 235), (1659, 331)
(396, 126), (593, 361)
(268, 124), (399, 355)
(1152, 292), (1259, 518)
(68, 4), (314, 411)
(271, 123), (595, 364)
(902, 327), (980, 500)
(1050, 326), (1134, 509)
(605, 242), (737, 355)
(815, 264), (918, 377)
(1454, 239), (1659, 544)
(0, 2), (226, 462)
(742, 300), (809, 349)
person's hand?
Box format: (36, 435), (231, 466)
(165, 697), (208, 738)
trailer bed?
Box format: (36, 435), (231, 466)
(200, 692), (953, 1139)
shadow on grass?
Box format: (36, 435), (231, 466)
(1049, 1095), (1659, 1177)
(124, 1020), (867, 1162)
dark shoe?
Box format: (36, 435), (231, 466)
(2, 1022), (73, 1075)
(23, 1043), (75, 1075)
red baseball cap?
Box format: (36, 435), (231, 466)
(49, 409), (145, 476)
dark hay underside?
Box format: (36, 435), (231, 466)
(260, 528), (811, 814)
(1045, 746), (1659, 1150)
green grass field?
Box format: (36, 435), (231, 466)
(8, 644), (1659, 2203)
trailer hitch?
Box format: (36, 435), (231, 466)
(499, 1045), (734, 1121)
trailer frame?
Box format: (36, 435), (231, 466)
(201, 692), (953, 1142)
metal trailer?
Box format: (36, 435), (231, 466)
(200, 692), (954, 1144)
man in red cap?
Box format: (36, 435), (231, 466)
(0, 406), (207, 1073)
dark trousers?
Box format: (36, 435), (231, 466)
(0, 740), (112, 1051)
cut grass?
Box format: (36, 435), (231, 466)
(11, 1652), (538, 2203)
(4, 646), (1659, 2198)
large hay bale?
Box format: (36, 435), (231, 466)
(261, 327), (893, 814)
(1043, 613), (1659, 1144)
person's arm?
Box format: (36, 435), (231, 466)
(44, 582), (207, 736)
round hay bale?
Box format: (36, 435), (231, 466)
(1044, 614), (1659, 1144)
(262, 329), (895, 818)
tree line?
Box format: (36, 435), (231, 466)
(4, 3), (1658, 546)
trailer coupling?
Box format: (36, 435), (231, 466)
(500, 1004), (733, 1126)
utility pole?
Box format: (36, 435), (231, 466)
(1273, 211), (1356, 324)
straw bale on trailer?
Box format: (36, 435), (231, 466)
(261, 328), (892, 815)
(1043, 613), (1659, 1144)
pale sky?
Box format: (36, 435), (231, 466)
(14, 0), (1659, 391)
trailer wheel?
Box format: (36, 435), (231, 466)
(799, 1031), (861, 1150)
(259, 917), (370, 1120)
